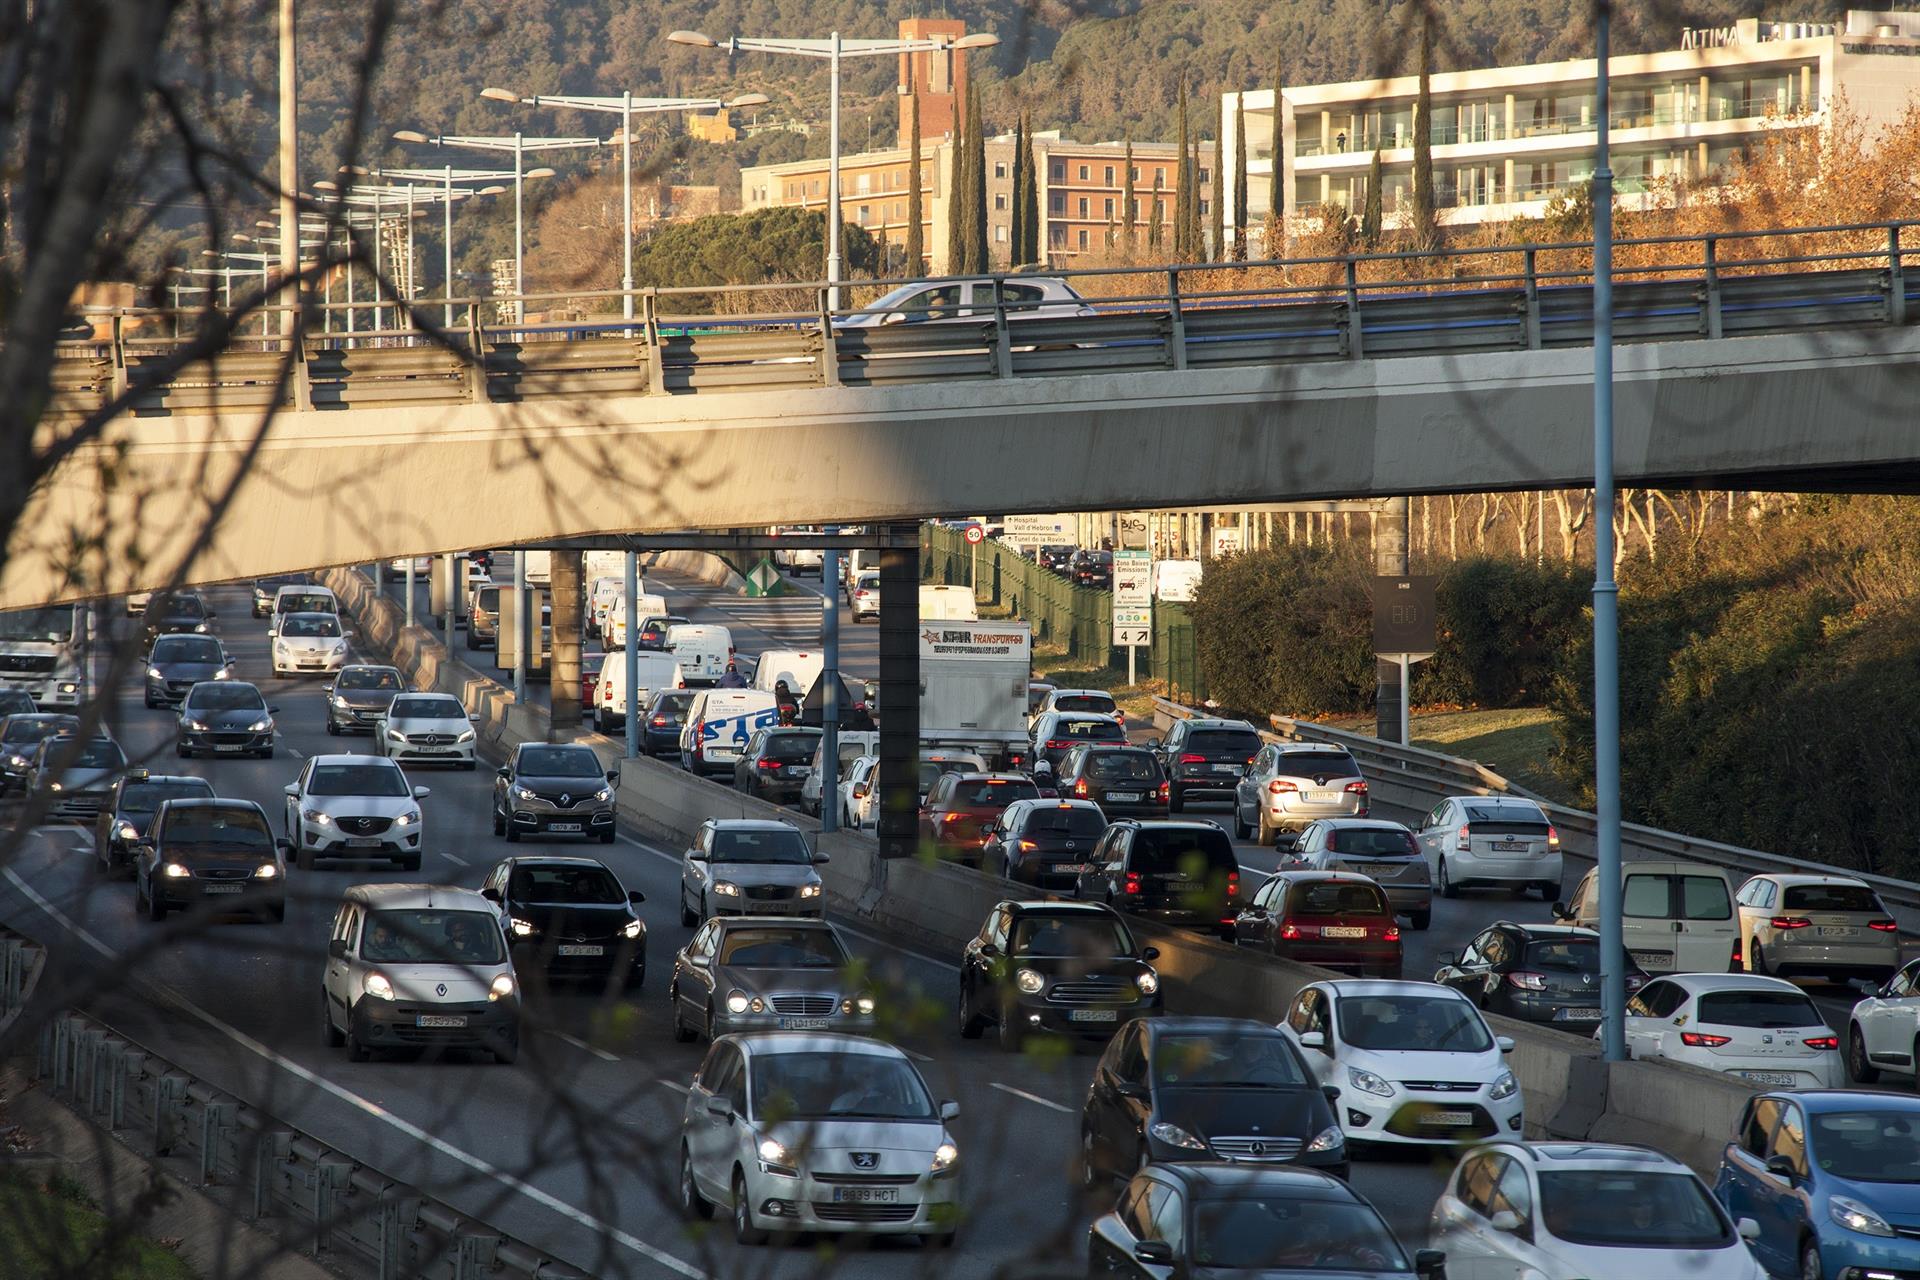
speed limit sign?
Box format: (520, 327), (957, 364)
(963, 524), (985, 544)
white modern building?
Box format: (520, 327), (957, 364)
(1223, 10), (1920, 246)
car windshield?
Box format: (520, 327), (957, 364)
(165, 808), (274, 854)
(519, 746), (603, 778)
(1291, 882), (1391, 916)
(159, 596), (205, 618)
(0, 692), (33, 717)
(1327, 827), (1420, 857)
(949, 778), (1039, 807)
(1188, 729), (1260, 756)
(718, 927), (848, 968)
(360, 910), (505, 965)
(1782, 883), (1883, 912)
(750, 1051), (934, 1122)
(338, 668), (402, 691)
(308, 764), (409, 798)
(652, 692), (694, 720)
(1010, 915), (1133, 958)
(153, 637), (222, 663)
(1276, 751), (1360, 777)
(1524, 939), (1603, 972)
(854, 574), (879, 590)
(1336, 994), (1493, 1053)
(1085, 751), (1159, 782)
(278, 593), (333, 614)
(764, 732), (821, 762)
(3, 717), (78, 745)
(1537, 1171), (1732, 1248)
(187, 684), (265, 712)
(0, 607), (76, 643)
(1017, 806), (1108, 838)
(120, 781), (214, 814)
(1131, 828), (1237, 876)
(508, 865), (622, 904)
(282, 614), (341, 638)
(1153, 1034), (1307, 1088)
(1052, 719), (1124, 741)
(1810, 1110), (1920, 1182)
(1192, 1198), (1410, 1271)
(392, 696), (462, 719)
(1055, 694), (1116, 714)
(1695, 990), (1824, 1029)
(474, 588), (499, 612)
(60, 739), (125, 770)
(710, 828), (811, 864)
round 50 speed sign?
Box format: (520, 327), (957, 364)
(963, 524), (985, 544)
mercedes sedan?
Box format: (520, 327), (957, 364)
(376, 692), (478, 768)
(669, 916), (873, 1043)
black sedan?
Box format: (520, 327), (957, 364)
(0, 713), (81, 794)
(1088, 1164), (1443, 1278)
(324, 664), (405, 735)
(481, 855), (646, 991)
(144, 633), (230, 707)
(1432, 920), (1647, 1027)
(1081, 1016), (1349, 1187)
(958, 900), (1160, 1051)
(175, 681), (278, 759)
(96, 772), (216, 877)
(140, 592), (214, 651)
(1149, 717), (1262, 812)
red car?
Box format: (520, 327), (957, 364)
(918, 772), (1040, 866)
(580, 654), (603, 715)
(1231, 871), (1402, 977)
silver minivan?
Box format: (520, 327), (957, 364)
(1554, 861), (1740, 975)
(321, 883), (520, 1063)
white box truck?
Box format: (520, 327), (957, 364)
(919, 621), (1033, 771)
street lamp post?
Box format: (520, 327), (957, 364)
(344, 165), (512, 327)
(481, 88), (767, 322)
(667, 28), (998, 310)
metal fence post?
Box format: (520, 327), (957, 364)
(255, 1132), (293, 1220)
(817, 287), (841, 388)
(1702, 235), (1723, 340)
(1890, 224), (1908, 326)
(453, 1230), (499, 1280)
(1166, 269), (1189, 371)
(109, 313), (130, 401)
(378, 1184), (420, 1280)
(992, 277), (1013, 379)
(106, 1043), (127, 1128)
(642, 290), (665, 393)
(314, 1159), (353, 1250)
(201, 1100), (235, 1184)
(1523, 247), (1542, 349)
(463, 309), (487, 403)
(154, 1073), (189, 1155)
(1344, 258), (1365, 359)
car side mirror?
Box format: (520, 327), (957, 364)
(1133, 1241), (1174, 1265)
(812, 852), (831, 865)
(939, 1099), (960, 1121)
(275, 837), (292, 853)
(1765, 1154), (1799, 1181)
(1141, 946), (1159, 961)
(1116, 1082), (1150, 1101)
(327, 939), (347, 960)
(687, 849), (707, 862)
(412, 785), (431, 800)
(496, 767), (511, 779)
(283, 784), (299, 798)
(1851, 977), (1882, 997)
(1322, 1085), (1342, 1102)
(480, 887), (501, 903)
(606, 770), (620, 784)
(1550, 900), (1570, 919)
(1297, 1031), (1326, 1049)
(628, 890), (646, 905)
(1496, 1035), (1516, 1054)
(689, 954), (710, 968)
(1489, 1210), (1523, 1234)
(1736, 1217), (1761, 1242)
(704, 1095), (732, 1118)
(1414, 1248), (1448, 1279)
(267, 706), (281, 715)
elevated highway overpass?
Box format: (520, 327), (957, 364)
(13, 223), (1920, 609)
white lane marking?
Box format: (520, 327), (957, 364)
(657, 1079), (690, 1095)
(288, 746), (305, 759)
(896, 1046), (932, 1063)
(1, 867), (709, 1280)
(989, 1082), (1073, 1115)
(66, 826), (96, 853)
(442, 852), (469, 867)
(549, 1031), (619, 1063)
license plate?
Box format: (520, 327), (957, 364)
(1631, 950), (1674, 971)
(1069, 1008), (1119, 1023)
(1816, 926), (1857, 938)
(557, 945), (604, 957)
(548, 822), (582, 833)
(779, 1017), (830, 1030)
(419, 747), (455, 755)
(1421, 1111), (1476, 1126)
(1354, 862), (1404, 877)
(347, 836), (383, 848)
(788, 766), (811, 776)
(709, 749), (739, 760)
(1213, 764), (1240, 774)
(215, 744), (245, 753)
(1322, 926), (1368, 939)
(1556, 1008), (1603, 1021)
(1491, 840), (1528, 852)
(1107, 792), (1140, 803)
(1161, 879), (1201, 893)
(1057, 863), (1091, 874)
(416, 1014), (467, 1029)
(831, 1187), (898, 1203)
(1741, 1070), (1797, 1086)
(203, 883), (243, 895)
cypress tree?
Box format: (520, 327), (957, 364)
(1174, 82), (1192, 259)
(1411, 9), (1438, 247)
(1121, 140), (1137, 246)
(1361, 150), (1384, 246)
(1232, 96), (1249, 259)
(905, 91), (924, 274)
(1147, 173), (1165, 249)
(1019, 112), (1039, 266)
(964, 79), (988, 273)
(1269, 55), (1286, 233)
(1210, 124), (1225, 260)
(946, 102), (966, 273)
(1008, 114), (1026, 269)
(1183, 138), (1203, 261)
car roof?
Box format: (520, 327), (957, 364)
(1153, 1163), (1357, 1196)
(1011, 798), (1104, 814)
(4, 713), (78, 726)
(946, 772), (1030, 783)
(715, 914), (834, 931)
(1760, 873), (1874, 888)
(337, 663), (400, 675)
(118, 773), (208, 789)
(185, 679), (260, 692)
(308, 753), (399, 768)
(1178, 718), (1258, 731)
(710, 818), (800, 832)
(1662, 973), (1811, 995)
(1614, 860), (1730, 877)
(1490, 921), (1597, 940)
(159, 797), (264, 813)
(1272, 870), (1389, 888)
(1492, 1141), (1689, 1172)
(275, 584), (333, 597)
(1125, 819), (1225, 832)
(730, 1032), (904, 1060)
(1317, 817), (1414, 831)
(1785, 1090), (1920, 1114)
(344, 883), (492, 911)
(505, 855), (612, 869)
(1003, 899), (1118, 918)
(1276, 742), (1356, 754)
(1144, 1016), (1286, 1039)
(1322, 979), (1474, 1001)
(1050, 688), (1115, 699)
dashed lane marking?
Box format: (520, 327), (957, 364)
(657, 1079), (690, 1095)
(989, 1083), (1074, 1115)
(442, 852), (468, 867)
(1, 867), (710, 1280)
(548, 1031), (619, 1063)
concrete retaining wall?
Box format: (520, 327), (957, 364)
(642, 549), (745, 593)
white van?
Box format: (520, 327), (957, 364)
(753, 649), (826, 697)
(665, 624), (733, 686)
(592, 652), (686, 734)
(840, 548), (879, 601)
(270, 584), (339, 636)
(1555, 860), (1740, 975)
(919, 585), (978, 621)
(1154, 560), (1203, 602)
(800, 729), (880, 816)
(581, 550), (625, 583)
(588, 577), (625, 637)
(519, 550), (551, 586)
(679, 688), (780, 775)
(604, 592), (669, 648)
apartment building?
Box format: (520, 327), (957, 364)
(1223, 9), (1920, 247)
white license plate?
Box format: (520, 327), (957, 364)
(1308, 790), (1340, 803)
(1322, 926), (1368, 939)
(347, 836), (383, 848)
(418, 747), (455, 755)
(203, 883), (243, 895)
(1631, 950), (1674, 971)
(787, 766), (811, 776)
(215, 744), (245, 753)
(779, 1017), (830, 1030)
(1556, 1008), (1603, 1021)
(1213, 765), (1240, 774)
(1069, 1008), (1119, 1023)
(1057, 863), (1091, 874)
(1421, 1111), (1476, 1126)
(1491, 840), (1528, 852)
(831, 1186), (898, 1203)
(1816, 926), (1858, 938)
(416, 1014), (467, 1028)
(1161, 880), (1201, 893)
(1106, 792), (1140, 803)
(1741, 1070), (1798, 1086)
(557, 945), (604, 957)
(709, 749), (739, 760)
(548, 822), (582, 833)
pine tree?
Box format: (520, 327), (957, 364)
(1210, 125), (1225, 260)
(1269, 54), (1286, 234)
(1121, 140), (1137, 246)
(1411, 9), (1438, 248)
(1018, 112), (1039, 266)
(906, 90), (924, 274)
(1147, 174), (1165, 249)
(963, 79), (988, 273)
(946, 103), (966, 273)
(1361, 150), (1384, 247)
(1232, 96), (1248, 259)
(1182, 138), (1202, 261)
(1174, 82), (1193, 259)
(1008, 114), (1026, 270)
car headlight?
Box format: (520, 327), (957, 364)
(799, 883), (822, 899)
(162, 863), (191, 878)
(302, 808), (331, 825)
(511, 784), (537, 802)
(621, 919), (643, 940)
(1148, 1120), (1208, 1151)
(395, 810), (419, 828)
(509, 917), (535, 938)
(364, 972), (395, 1001)
(247, 718), (272, 732)
(1306, 1124), (1346, 1153)
(193, 623), (208, 633)
(488, 974), (515, 1002)
(592, 786), (612, 802)
(756, 1137), (797, 1176)
(1135, 970), (1160, 995)
(115, 821), (137, 840)
(1014, 968), (1046, 995)
(726, 990), (752, 1015)
(712, 881), (741, 898)
(147, 666), (163, 679)
(214, 667), (232, 680)
(1489, 1070), (1519, 1101)
(388, 728), (406, 740)
(856, 995), (875, 1015)
(48, 781), (62, 792)
(457, 730), (476, 743)
(931, 1141), (958, 1174)
(5, 754), (26, 769)
(253, 863), (278, 879)
(330, 694), (349, 708)
(1830, 1194), (1896, 1238)
(181, 720), (207, 732)
(1348, 1066), (1395, 1098)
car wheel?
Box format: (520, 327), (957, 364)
(1079, 1127), (1103, 1191)
(345, 1020), (370, 1062)
(1438, 857), (1459, 899)
(326, 721), (339, 736)
(1255, 812), (1272, 846)
(957, 983), (984, 1040)
(297, 838), (315, 872)
(143, 693), (156, 709)
(1536, 881), (1559, 901)
(322, 992), (344, 1047)
(1849, 1025), (1880, 1084)
(1410, 909), (1432, 931)
(505, 823), (520, 844)
(267, 901), (286, 923)
(461, 760), (476, 772)
(145, 876), (167, 922)
(399, 855), (421, 872)
(175, 742), (189, 758)
(679, 1145), (712, 1220)
(996, 998), (1025, 1053)
(679, 889), (697, 928)
(1751, 941), (1770, 976)
(1167, 787), (1183, 814)
(257, 746), (274, 760)
(1801, 1239), (1824, 1280)
(1231, 805), (1249, 840)
(599, 826), (615, 846)
(732, 1171), (766, 1246)
(492, 808), (504, 837)
(669, 985), (696, 1043)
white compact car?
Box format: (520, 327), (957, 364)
(272, 611), (351, 676)
(1614, 973), (1844, 1089)
(838, 755), (880, 830)
(1414, 795), (1562, 900)
(283, 754), (427, 871)
(1846, 955), (1920, 1085)
(679, 1033), (960, 1246)
(1278, 979), (1522, 1148)
(1430, 1140), (1767, 1280)
(375, 693), (478, 768)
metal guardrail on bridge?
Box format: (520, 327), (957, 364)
(47, 218), (1920, 419)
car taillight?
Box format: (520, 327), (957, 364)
(1729, 937), (1743, 971)
(1770, 916), (1812, 930)
(1456, 824), (1471, 852)
(1505, 971), (1548, 991)
(1268, 779), (1297, 795)
(1345, 780), (1368, 795)
(758, 759), (781, 771)
(1382, 925), (1401, 943)
(1017, 839), (1036, 851)
(1179, 753), (1207, 765)
(1680, 1031), (1732, 1047)
(1047, 739), (1073, 750)
(1157, 781), (1169, 802)
(1869, 919), (1899, 932)
(650, 716), (668, 726)
(1009, 752), (1026, 768)
(1124, 872), (1141, 896)
(1804, 1036), (1840, 1051)
(1226, 870), (1239, 897)
(1279, 920), (1302, 941)
(1074, 779), (1088, 798)
(1546, 825), (1560, 848)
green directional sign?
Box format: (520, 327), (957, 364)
(745, 557), (783, 598)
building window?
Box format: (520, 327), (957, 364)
(1198, 167), (1211, 184)
(1130, 165), (1140, 181)
(1199, 199), (1210, 216)
(1077, 229), (1089, 249)
(858, 205), (870, 226)
(1050, 194), (1064, 214)
(1051, 162), (1065, 181)
(1078, 196), (1089, 217)
(994, 193), (1006, 210)
(995, 162), (1006, 178)
(1104, 165), (1115, 185)
(856, 173), (871, 194)
(1049, 226), (1067, 247)
(1104, 197), (1114, 218)
(1078, 164), (1090, 181)
(996, 225), (1007, 242)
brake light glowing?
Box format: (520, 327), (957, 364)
(1546, 825), (1560, 848)
(1074, 779), (1088, 798)
(1382, 925), (1401, 943)
(1869, 919), (1899, 932)
(1157, 781), (1170, 802)
(1279, 921), (1302, 941)
(1456, 824), (1471, 852)
(1803, 1036), (1840, 1050)
(1345, 780), (1368, 795)
(1680, 1031), (1732, 1047)
(1124, 872), (1141, 896)
(757, 758), (781, 771)
(1179, 753), (1207, 764)
(1226, 870), (1239, 897)
(1770, 916), (1812, 930)
(1268, 779), (1297, 795)
(650, 715), (668, 726)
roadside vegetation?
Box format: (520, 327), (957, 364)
(0, 1171), (196, 1280)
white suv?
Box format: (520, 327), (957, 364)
(1234, 743), (1369, 847)
(283, 754), (427, 870)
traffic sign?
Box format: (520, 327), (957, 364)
(745, 557), (782, 597)
(963, 523), (985, 545)
(1372, 575), (1438, 654)
(1113, 549), (1153, 650)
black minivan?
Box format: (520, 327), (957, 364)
(1057, 745), (1168, 817)
(1075, 819), (1242, 940)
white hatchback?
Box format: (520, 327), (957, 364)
(1430, 1140), (1766, 1280)
(1278, 979), (1523, 1149)
(272, 612), (351, 677)
(1415, 795), (1562, 901)
(1614, 972), (1845, 1089)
